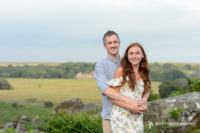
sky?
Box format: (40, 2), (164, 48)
(0, 0), (200, 63)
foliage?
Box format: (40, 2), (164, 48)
(0, 128), (35, 133)
(0, 78), (13, 90)
(168, 108), (184, 120)
(0, 62), (94, 79)
(144, 122), (159, 133)
(169, 88), (189, 97)
(0, 101), (52, 127)
(150, 71), (163, 81)
(25, 111), (102, 133)
(0, 62), (199, 80)
(189, 78), (200, 92)
(174, 78), (188, 88)
(44, 101), (54, 108)
(168, 78), (200, 97)
(162, 70), (186, 81)
(0, 128), (17, 133)
(148, 90), (160, 101)
(159, 80), (182, 98)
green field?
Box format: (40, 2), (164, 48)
(0, 101), (52, 128)
(0, 78), (160, 106)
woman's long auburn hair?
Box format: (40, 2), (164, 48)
(120, 42), (151, 96)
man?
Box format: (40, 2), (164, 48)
(94, 30), (143, 133)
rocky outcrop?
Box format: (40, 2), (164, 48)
(55, 98), (101, 113)
(144, 92), (200, 133)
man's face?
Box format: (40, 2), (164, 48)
(104, 35), (120, 57)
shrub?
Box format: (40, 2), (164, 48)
(0, 78), (13, 90)
(168, 108), (184, 120)
(11, 102), (18, 108)
(189, 78), (200, 92)
(25, 111), (102, 133)
(44, 101), (54, 108)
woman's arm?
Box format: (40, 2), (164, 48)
(109, 67), (143, 114)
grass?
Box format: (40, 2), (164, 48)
(0, 101), (52, 127)
(0, 78), (160, 106)
(0, 78), (160, 128)
(151, 81), (161, 94)
(0, 78), (102, 105)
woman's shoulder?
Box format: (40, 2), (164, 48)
(114, 67), (123, 78)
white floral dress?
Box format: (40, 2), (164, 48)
(107, 76), (144, 133)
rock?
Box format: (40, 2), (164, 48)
(55, 98), (101, 113)
(144, 92), (200, 133)
(55, 98), (84, 113)
(4, 122), (17, 129)
(82, 103), (101, 113)
(16, 115), (32, 133)
(32, 116), (41, 126)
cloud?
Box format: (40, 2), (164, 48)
(0, 0), (199, 62)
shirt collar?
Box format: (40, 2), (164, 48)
(106, 55), (121, 64)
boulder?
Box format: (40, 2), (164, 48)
(55, 98), (101, 113)
(4, 122), (17, 129)
(16, 115), (32, 133)
(82, 103), (102, 113)
(144, 92), (200, 132)
(55, 98), (84, 113)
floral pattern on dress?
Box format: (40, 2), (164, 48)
(107, 76), (144, 133)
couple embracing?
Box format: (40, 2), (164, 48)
(95, 30), (151, 133)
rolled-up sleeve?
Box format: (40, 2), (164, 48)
(94, 61), (109, 94)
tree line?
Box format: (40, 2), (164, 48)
(0, 62), (199, 80)
(0, 62), (94, 79)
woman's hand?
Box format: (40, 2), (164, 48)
(137, 99), (147, 105)
(139, 104), (147, 111)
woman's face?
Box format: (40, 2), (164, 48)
(127, 46), (144, 66)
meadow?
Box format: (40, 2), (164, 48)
(0, 78), (160, 106)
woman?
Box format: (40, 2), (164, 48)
(107, 42), (151, 133)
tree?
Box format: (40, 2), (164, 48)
(163, 69), (186, 81)
(150, 71), (163, 81)
(159, 80), (182, 98)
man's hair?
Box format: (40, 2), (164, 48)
(103, 30), (120, 45)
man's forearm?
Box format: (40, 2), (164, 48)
(110, 99), (133, 111)
(104, 87), (134, 104)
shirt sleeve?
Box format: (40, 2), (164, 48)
(94, 61), (109, 94)
(107, 76), (122, 87)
